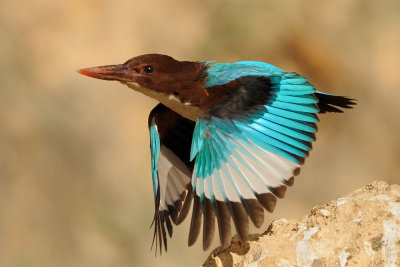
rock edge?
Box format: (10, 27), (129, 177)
(203, 181), (400, 266)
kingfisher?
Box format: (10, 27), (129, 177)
(78, 54), (355, 253)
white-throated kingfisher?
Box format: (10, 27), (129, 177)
(78, 54), (355, 253)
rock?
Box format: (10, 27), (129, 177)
(203, 181), (400, 266)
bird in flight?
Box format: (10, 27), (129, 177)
(78, 54), (355, 254)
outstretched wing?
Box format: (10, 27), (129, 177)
(147, 67), (356, 253)
(148, 104), (195, 254)
(189, 73), (321, 250)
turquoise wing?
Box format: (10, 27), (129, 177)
(189, 72), (319, 250)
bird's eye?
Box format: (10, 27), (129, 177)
(143, 65), (154, 74)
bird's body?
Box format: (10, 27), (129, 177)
(78, 54), (355, 253)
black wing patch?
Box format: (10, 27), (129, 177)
(204, 76), (273, 120)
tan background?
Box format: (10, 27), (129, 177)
(1, 0), (399, 266)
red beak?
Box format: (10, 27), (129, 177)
(77, 64), (139, 82)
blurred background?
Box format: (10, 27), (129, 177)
(1, 0), (399, 266)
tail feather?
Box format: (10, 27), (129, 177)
(315, 92), (356, 113)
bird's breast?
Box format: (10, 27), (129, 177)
(126, 82), (199, 121)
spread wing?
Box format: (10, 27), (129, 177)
(148, 104), (195, 254)
(148, 73), (355, 253)
(189, 73), (321, 250)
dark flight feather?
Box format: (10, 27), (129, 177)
(230, 202), (249, 242)
(176, 190), (193, 225)
(268, 185), (287, 199)
(255, 193), (278, 213)
(202, 198), (216, 250)
(214, 200), (232, 248)
(188, 194), (202, 246)
(242, 198), (264, 228)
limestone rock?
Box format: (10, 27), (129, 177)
(203, 181), (400, 266)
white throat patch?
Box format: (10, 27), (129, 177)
(126, 82), (199, 121)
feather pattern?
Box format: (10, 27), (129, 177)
(188, 69), (322, 248)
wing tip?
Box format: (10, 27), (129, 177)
(283, 176), (295, 187)
(268, 185), (287, 199)
(255, 192), (278, 213)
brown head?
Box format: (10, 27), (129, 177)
(78, 54), (209, 107)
